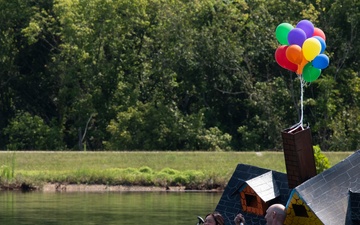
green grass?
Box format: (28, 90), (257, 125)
(0, 151), (354, 189)
(322, 151), (354, 166)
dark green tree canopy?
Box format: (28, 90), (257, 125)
(0, 0), (359, 151)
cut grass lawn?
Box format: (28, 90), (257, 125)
(0, 151), (354, 189)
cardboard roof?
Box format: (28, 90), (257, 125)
(291, 150), (360, 224)
(215, 164), (291, 225)
(246, 171), (280, 202)
(349, 190), (360, 222)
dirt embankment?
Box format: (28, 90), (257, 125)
(1, 183), (223, 192)
(42, 184), (187, 192)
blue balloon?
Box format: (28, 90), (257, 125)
(312, 54), (329, 69)
(313, 36), (326, 54)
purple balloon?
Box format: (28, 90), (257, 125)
(287, 28), (307, 47)
(296, 20), (315, 38)
(312, 54), (329, 69)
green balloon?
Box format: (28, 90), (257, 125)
(275, 23), (293, 45)
(302, 62), (321, 82)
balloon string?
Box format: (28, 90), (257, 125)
(289, 76), (305, 133)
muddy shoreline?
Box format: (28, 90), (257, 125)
(1, 183), (224, 193)
(43, 184), (187, 192)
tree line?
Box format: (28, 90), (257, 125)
(0, 0), (359, 151)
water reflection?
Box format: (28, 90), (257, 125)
(0, 191), (222, 225)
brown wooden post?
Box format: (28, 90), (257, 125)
(281, 127), (317, 189)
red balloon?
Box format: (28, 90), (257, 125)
(275, 46), (298, 72)
(312, 27), (326, 41)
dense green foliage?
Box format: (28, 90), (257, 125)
(313, 145), (330, 173)
(1, 0), (359, 151)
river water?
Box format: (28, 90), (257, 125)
(0, 191), (222, 225)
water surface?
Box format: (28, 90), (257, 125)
(0, 191), (222, 225)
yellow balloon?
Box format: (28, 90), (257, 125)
(302, 37), (321, 61)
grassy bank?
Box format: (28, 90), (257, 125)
(0, 151), (354, 191)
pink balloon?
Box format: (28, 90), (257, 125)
(312, 27), (326, 41)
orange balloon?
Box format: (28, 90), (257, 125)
(286, 45), (303, 65)
(296, 57), (309, 75)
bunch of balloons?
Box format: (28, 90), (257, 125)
(275, 20), (329, 82)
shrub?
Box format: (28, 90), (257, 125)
(0, 165), (12, 181)
(159, 168), (178, 175)
(139, 166), (153, 174)
(197, 127), (233, 151)
(313, 145), (330, 174)
(4, 111), (65, 150)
